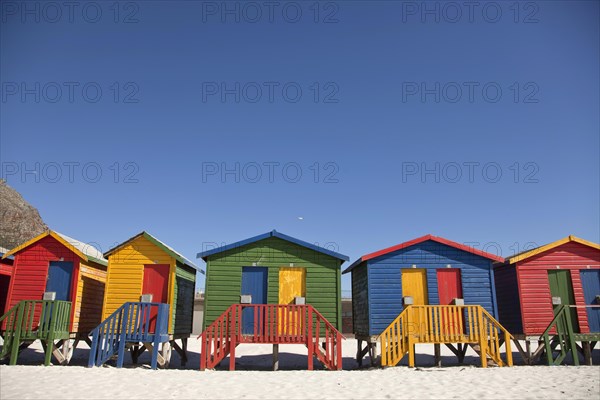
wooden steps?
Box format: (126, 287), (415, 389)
(88, 302), (170, 370)
(199, 304), (343, 371)
(0, 300), (72, 366)
(380, 305), (513, 368)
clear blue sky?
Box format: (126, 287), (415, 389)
(1, 1), (598, 294)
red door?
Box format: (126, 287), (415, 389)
(142, 264), (170, 332)
(437, 269), (464, 334)
(437, 269), (463, 304)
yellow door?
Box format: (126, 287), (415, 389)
(401, 269), (428, 336)
(278, 268), (306, 336)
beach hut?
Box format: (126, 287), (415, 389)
(197, 230), (349, 371)
(0, 230), (107, 364)
(494, 235), (600, 365)
(343, 234), (513, 368)
(91, 231), (201, 368)
(0, 246), (14, 317)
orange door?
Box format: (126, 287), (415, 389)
(278, 268), (306, 336)
(401, 269), (428, 336)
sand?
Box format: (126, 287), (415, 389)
(1, 339), (599, 399)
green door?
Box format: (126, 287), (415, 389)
(547, 270), (579, 332)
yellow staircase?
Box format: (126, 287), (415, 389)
(380, 305), (513, 368)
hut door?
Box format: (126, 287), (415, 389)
(241, 267), (268, 335)
(278, 268), (306, 336)
(401, 269), (428, 335)
(547, 270), (579, 332)
(46, 261), (74, 301)
(142, 264), (170, 332)
(580, 270), (600, 332)
(437, 269), (464, 334)
(437, 269), (462, 304)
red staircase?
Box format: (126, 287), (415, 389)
(199, 304), (343, 371)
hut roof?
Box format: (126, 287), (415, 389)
(104, 231), (201, 272)
(506, 235), (600, 264)
(343, 234), (504, 274)
(1, 230), (108, 266)
(196, 230), (349, 263)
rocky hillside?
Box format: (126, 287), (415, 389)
(0, 180), (48, 250)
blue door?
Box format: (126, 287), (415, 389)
(580, 270), (600, 332)
(241, 267), (268, 335)
(46, 261), (74, 301)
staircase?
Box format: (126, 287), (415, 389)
(0, 300), (71, 365)
(541, 305), (600, 366)
(541, 305), (579, 366)
(199, 304), (344, 371)
(88, 302), (169, 370)
(380, 305), (513, 368)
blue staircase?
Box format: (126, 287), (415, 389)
(88, 302), (169, 370)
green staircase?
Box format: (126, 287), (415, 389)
(541, 305), (586, 366)
(0, 300), (72, 365)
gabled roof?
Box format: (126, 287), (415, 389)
(1, 230), (108, 266)
(343, 234), (504, 274)
(506, 235), (600, 264)
(196, 230), (349, 263)
(104, 231), (201, 272)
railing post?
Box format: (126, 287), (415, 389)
(88, 327), (99, 367)
(477, 306), (487, 368)
(406, 306), (414, 368)
(564, 306), (579, 366)
(200, 331), (207, 371)
(116, 304), (130, 368)
(504, 330), (513, 366)
(336, 331), (342, 370)
(151, 304), (164, 370)
(9, 302), (25, 365)
(543, 331), (553, 365)
(230, 306), (237, 371)
(307, 307), (314, 371)
(42, 302), (57, 366)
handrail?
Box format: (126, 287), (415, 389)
(199, 304), (344, 371)
(541, 305), (578, 366)
(480, 307), (513, 367)
(199, 304), (236, 370)
(379, 305), (513, 368)
(88, 302), (169, 369)
(0, 300), (72, 366)
(310, 306), (344, 370)
(380, 307), (410, 367)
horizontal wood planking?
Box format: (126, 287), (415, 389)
(5, 236), (84, 331)
(103, 236), (173, 324)
(0, 259), (13, 277)
(493, 264), (523, 334)
(365, 240), (497, 336)
(73, 262), (107, 334)
(516, 241), (599, 335)
(204, 237), (341, 329)
(172, 262), (196, 335)
(351, 262), (370, 336)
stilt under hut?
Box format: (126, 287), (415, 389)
(197, 230), (348, 371)
(343, 234), (514, 368)
(494, 235), (600, 365)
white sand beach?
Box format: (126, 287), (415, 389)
(1, 339), (599, 400)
